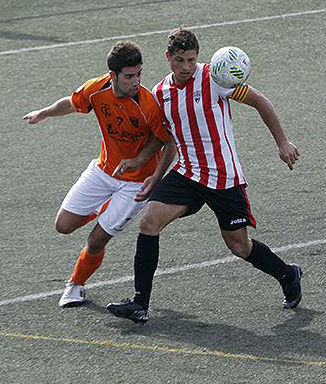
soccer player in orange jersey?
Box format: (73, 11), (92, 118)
(23, 41), (176, 307)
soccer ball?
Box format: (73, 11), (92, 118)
(210, 47), (251, 88)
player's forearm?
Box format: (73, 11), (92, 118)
(40, 96), (75, 119)
(23, 96), (75, 124)
(152, 139), (176, 180)
(112, 136), (170, 177)
(256, 97), (288, 146)
(135, 134), (164, 166)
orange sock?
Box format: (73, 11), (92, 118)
(70, 247), (105, 285)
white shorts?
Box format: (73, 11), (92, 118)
(61, 160), (147, 236)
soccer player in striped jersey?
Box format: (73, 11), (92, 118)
(107, 29), (303, 324)
(23, 41), (176, 308)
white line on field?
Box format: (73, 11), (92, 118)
(0, 9), (324, 56)
(0, 239), (324, 306)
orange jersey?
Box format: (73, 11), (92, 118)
(71, 74), (170, 182)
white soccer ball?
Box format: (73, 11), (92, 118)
(210, 46), (251, 88)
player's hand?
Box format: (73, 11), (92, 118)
(22, 110), (45, 124)
(112, 158), (143, 176)
(278, 141), (301, 170)
(134, 175), (159, 202)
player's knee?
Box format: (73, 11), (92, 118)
(55, 217), (75, 234)
(86, 229), (111, 254)
(226, 240), (250, 259)
(139, 213), (161, 236)
(86, 238), (105, 254)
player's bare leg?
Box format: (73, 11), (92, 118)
(139, 201), (188, 235)
(220, 227), (252, 259)
(55, 208), (93, 234)
(55, 202), (110, 234)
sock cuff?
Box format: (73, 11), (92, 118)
(139, 233), (159, 240)
(246, 238), (257, 263)
(80, 247), (105, 266)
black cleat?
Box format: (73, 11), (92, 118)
(107, 298), (149, 324)
(282, 264), (303, 309)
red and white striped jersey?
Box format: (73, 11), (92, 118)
(152, 63), (250, 190)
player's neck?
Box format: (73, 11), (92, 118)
(112, 83), (126, 98)
(172, 72), (194, 87)
(111, 79), (129, 98)
(172, 74), (183, 86)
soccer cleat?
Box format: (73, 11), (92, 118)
(59, 282), (86, 308)
(107, 298), (149, 324)
(282, 264), (303, 309)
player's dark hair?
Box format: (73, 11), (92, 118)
(107, 41), (143, 75)
(167, 28), (199, 55)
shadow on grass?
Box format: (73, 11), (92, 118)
(96, 305), (325, 360)
(0, 31), (65, 43)
(85, 300), (109, 315)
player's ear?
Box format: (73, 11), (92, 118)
(166, 51), (171, 61)
(109, 70), (117, 80)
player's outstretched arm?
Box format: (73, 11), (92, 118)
(242, 87), (301, 170)
(23, 96), (75, 124)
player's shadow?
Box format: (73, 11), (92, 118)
(84, 300), (109, 314)
(112, 306), (325, 359)
(84, 298), (325, 360)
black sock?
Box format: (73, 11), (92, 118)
(246, 239), (295, 284)
(133, 233), (159, 310)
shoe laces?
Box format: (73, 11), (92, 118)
(121, 298), (132, 304)
(65, 282), (83, 295)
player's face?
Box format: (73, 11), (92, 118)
(112, 65), (142, 97)
(166, 49), (198, 85)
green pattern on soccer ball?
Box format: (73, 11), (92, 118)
(228, 48), (238, 61)
(213, 61), (226, 74)
(229, 66), (244, 79)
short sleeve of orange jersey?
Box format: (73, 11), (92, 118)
(141, 91), (171, 143)
(71, 74), (111, 113)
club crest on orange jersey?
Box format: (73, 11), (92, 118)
(100, 103), (111, 118)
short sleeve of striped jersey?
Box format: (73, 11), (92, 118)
(229, 84), (249, 103)
(213, 83), (235, 98)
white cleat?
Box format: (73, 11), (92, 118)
(59, 282), (86, 308)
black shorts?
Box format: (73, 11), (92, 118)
(149, 170), (256, 231)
